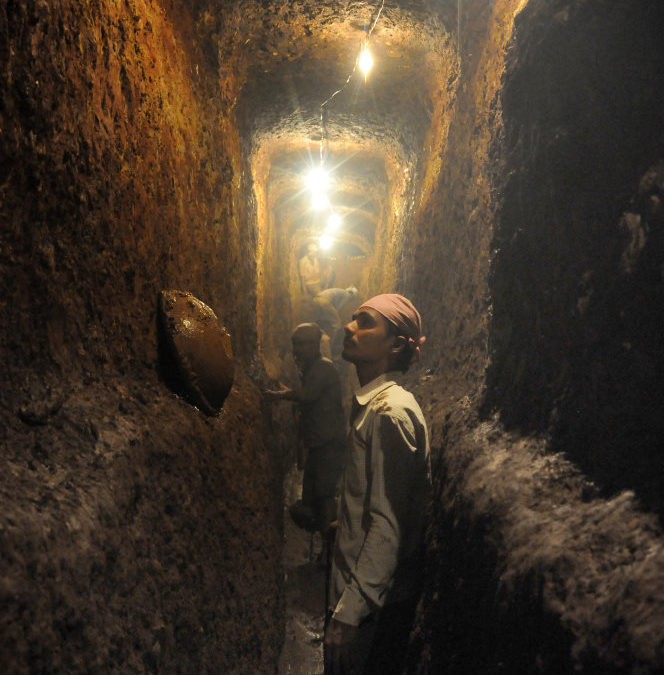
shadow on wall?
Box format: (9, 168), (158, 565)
(483, 1), (664, 518)
(410, 448), (578, 674)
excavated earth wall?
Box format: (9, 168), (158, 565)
(1, 1), (284, 672)
(404, 1), (664, 672)
(3, 0), (664, 673)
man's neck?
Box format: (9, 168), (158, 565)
(355, 362), (390, 387)
(300, 354), (320, 374)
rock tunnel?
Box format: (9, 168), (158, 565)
(2, 0), (664, 672)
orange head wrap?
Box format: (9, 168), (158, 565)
(361, 293), (426, 364)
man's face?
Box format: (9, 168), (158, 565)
(307, 244), (317, 259)
(291, 337), (318, 369)
(342, 307), (396, 366)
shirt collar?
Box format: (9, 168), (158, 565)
(354, 371), (400, 406)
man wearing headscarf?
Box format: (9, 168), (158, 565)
(299, 242), (322, 297)
(324, 293), (431, 675)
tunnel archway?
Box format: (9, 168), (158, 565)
(230, 1), (454, 380)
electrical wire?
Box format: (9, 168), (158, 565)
(457, 0), (461, 72)
(317, 0), (386, 165)
(368, 0), (385, 38)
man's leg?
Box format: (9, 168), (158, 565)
(363, 597), (418, 674)
(289, 449), (316, 531)
(315, 496), (337, 536)
(301, 449), (315, 508)
(311, 441), (343, 562)
(324, 613), (377, 675)
(324, 598), (418, 674)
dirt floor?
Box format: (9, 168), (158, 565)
(277, 465), (327, 675)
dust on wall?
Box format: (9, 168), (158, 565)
(0, 1), (282, 671)
(402, 0), (664, 672)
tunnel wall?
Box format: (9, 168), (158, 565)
(1, 1), (282, 672)
(484, 0), (664, 518)
(401, 0), (664, 672)
(254, 156), (299, 382)
(412, 406), (664, 674)
(404, 0), (514, 398)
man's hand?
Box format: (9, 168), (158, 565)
(263, 389), (285, 400)
(324, 618), (358, 646)
(324, 617), (359, 674)
(263, 384), (293, 401)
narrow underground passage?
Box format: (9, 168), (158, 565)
(2, 0), (664, 673)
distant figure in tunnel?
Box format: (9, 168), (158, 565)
(324, 294), (430, 675)
(312, 286), (359, 355)
(264, 323), (345, 552)
(320, 257), (336, 290)
(299, 242), (322, 297)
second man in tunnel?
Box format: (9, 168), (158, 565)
(265, 323), (346, 552)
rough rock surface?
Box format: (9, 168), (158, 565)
(484, 0), (664, 519)
(0, 1), (281, 672)
(405, 0), (664, 672)
(2, 0), (664, 672)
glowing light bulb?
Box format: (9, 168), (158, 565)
(327, 213), (342, 232)
(359, 45), (373, 79)
(311, 191), (329, 212)
(319, 234), (334, 251)
(305, 167), (330, 194)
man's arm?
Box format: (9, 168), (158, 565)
(331, 413), (417, 626)
(263, 385), (298, 401)
(264, 363), (330, 403)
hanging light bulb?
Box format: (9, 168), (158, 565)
(304, 165), (331, 211)
(311, 191), (329, 212)
(358, 42), (373, 80)
(319, 233), (334, 251)
(326, 213), (342, 232)
(305, 167), (330, 193)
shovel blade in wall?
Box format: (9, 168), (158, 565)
(159, 289), (234, 415)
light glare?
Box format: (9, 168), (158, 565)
(311, 192), (329, 211)
(327, 213), (342, 231)
(305, 167), (330, 193)
(319, 234), (334, 251)
(359, 46), (373, 78)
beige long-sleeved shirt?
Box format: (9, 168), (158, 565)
(298, 254), (321, 295)
(329, 372), (431, 626)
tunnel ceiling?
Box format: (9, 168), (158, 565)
(226, 0), (456, 259)
(270, 149), (387, 255)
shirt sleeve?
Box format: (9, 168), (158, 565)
(332, 411), (418, 625)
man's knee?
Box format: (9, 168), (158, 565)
(315, 496), (338, 534)
(289, 499), (316, 532)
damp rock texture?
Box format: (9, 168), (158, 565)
(2, 0), (664, 672)
(407, 0), (664, 672)
(484, 0), (664, 519)
(0, 1), (281, 672)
